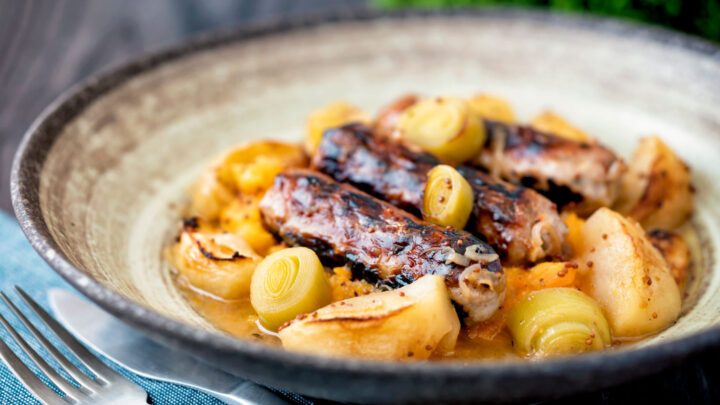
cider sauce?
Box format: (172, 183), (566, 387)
(180, 281), (519, 361)
(175, 224), (701, 362)
(182, 284), (280, 347)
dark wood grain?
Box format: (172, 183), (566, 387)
(1, 1), (719, 403)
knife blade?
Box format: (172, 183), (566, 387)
(48, 288), (294, 405)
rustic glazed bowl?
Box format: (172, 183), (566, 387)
(11, 9), (720, 404)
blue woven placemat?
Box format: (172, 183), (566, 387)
(0, 211), (225, 405)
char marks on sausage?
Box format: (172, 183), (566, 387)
(259, 169), (506, 323)
(312, 124), (567, 264)
(475, 121), (627, 214)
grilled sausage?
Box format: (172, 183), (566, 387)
(259, 169), (506, 323)
(475, 121), (627, 214)
(375, 95), (626, 214)
(312, 124), (567, 264)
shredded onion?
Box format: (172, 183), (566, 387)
(443, 248), (471, 267)
(488, 126), (506, 180)
(464, 245), (499, 263)
(442, 244), (500, 267)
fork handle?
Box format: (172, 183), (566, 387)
(202, 380), (292, 405)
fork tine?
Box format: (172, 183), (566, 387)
(14, 286), (127, 384)
(0, 329), (67, 405)
(0, 309), (87, 402)
(2, 292), (99, 389)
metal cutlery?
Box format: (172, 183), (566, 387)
(0, 286), (148, 405)
(49, 288), (298, 405)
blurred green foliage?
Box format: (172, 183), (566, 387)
(374, 0), (720, 41)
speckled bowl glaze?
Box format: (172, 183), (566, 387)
(11, 9), (720, 404)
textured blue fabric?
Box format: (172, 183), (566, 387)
(0, 211), (224, 405)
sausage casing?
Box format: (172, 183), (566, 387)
(259, 169), (506, 323)
(475, 121), (626, 214)
(312, 124), (567, 264)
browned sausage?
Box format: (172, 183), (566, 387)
(375, 95), (626, 214)
(259, 169), (506, 323)
(312, 124), (566, 264)
(475, 121), (626, 214)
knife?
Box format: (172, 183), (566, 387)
(48, 288), (297, 405)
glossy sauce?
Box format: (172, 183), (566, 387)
(181, 280), (519, 360)
(174, 208), (700, 361)
(182, 283), (281, 347)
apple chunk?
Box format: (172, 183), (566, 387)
(278, 275), (460, 360)
(614, 136), (693, 230)
(578, 208), (681, 337)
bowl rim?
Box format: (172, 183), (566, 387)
(11, 6), (720, 381)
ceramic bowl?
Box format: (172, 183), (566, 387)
(11, 9), (720, 404)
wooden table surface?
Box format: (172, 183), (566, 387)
(1, 1), (719, 403)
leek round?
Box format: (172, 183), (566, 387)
(422, 164), (474, 229)
(396, 97), (485, 163)
(508, 288), (611, 357)
(250, 247), (331, 331)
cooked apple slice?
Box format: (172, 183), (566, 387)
(648, 229), (690, 287)
(467, 94), (516, 123)
(614, 136), (693, 230)
(168, 219), (259, 300)
(530, 111), (590, 142)
(578, 208), (681, 337)
(278, 275), (460, 360)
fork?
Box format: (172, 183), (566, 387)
(0, 286), (148, 404)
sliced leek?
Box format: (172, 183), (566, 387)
(508, 288), (611, 357)
(305, 101), (369, 154)
(422, 165), (474, 229)
(396, 97), (485, 164)
(250, 247), (331, 331)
